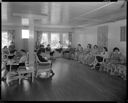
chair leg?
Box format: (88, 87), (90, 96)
(6, 78), (10, 86)
(19, 76), (21, 84)
(32, 72), (34, 82)
(36, 72), (38, 78)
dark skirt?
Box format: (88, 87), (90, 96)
(50, 51), (55, 56)
(96, 56), (104, 62)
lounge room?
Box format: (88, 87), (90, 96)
(1, 1), (127, 102)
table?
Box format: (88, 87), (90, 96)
(7, 60), (19, 71)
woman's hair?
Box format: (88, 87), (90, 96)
(113, 47), (120, 52)
(103, 47), (108, 52)
(20, 49), (26, 53)
(78, 44), (81, 46)
(40, 44), (44, 48)
(10, 42), (14, 45)
(93, 45), (98, 49)
(47, 44), (50, 47)
(3, 46), (7, 49)
(87, 44), (92, 49)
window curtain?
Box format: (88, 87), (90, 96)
(8, 30), (15, 45)
(36, 31), (42, 46)
(69, 32), (72, 45)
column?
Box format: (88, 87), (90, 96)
(50, 2), (61, 25)
(48, 32), (51, 44)
(28, 18), (35, 66)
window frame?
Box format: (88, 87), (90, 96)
(120, 26), (126, 42)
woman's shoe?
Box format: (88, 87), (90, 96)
(52, 72), (55, 77)
(49, 72), (55, 78)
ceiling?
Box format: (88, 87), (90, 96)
(68, 1), (126, 27)
(2, 1), (126, 28)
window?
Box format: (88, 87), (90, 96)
(62, 33), (69, 48)
(120, 26), (126, 42)
(41, 33), (49, 47)
(22, 18), (29, 25)
(51, 33), (60, 49)
(22, 29), (29, 39)
(2, 31), (10, 48)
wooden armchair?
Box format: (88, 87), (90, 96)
(17, 66), (35, 84)
(35, 54), (52, 78)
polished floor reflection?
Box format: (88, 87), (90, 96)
(1, 58), (126, 101)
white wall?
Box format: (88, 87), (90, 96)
(72, 27), (97, 48)
(107, 20), (126, 57)
(72, 19), (126, 56)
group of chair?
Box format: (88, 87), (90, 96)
(5, 53), (53, 86)
(63, 48), (126, 80)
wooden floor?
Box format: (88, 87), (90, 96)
(1, 58), (126, 102)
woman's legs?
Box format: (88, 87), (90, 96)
(1, 69), (8, 80)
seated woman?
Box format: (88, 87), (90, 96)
(8, 47), (17, 60)
(18, 49), (28, 67)
(2, 46), (9, 62)
(85, 45), (99, 66)
(55, 41), (63, 53)
(2, 46), (11, 61)
(9, 42), (16, 54)
(62, 45), (71, 56)
(1, 49), (27, 81)
(95, 47), (109, 71)
(46, 44), (55, 59)
(46, 44), (51, 52)
(106, 47), (125, 75)
(70, 48), (76, 60)
(78, 46), (84, 63)
(2, 46), (9, 55)
(82, 44), (92, 64)
(100, 47), (109, 60)
(37, 47), (48, 62)
(74, 44), (82, 61)
(37, 48), (55, 77)
(39, 44), (45, 52)
(6, 49), (27, 71)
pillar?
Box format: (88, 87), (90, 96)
(48, 32), (51, 44)
(28, 18), (35, 66)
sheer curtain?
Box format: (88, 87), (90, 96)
(36, 31), (42, 46)
(62, 33), (69, 48)
(69, 32), (72, 45)
(8, 30), (15, 46)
